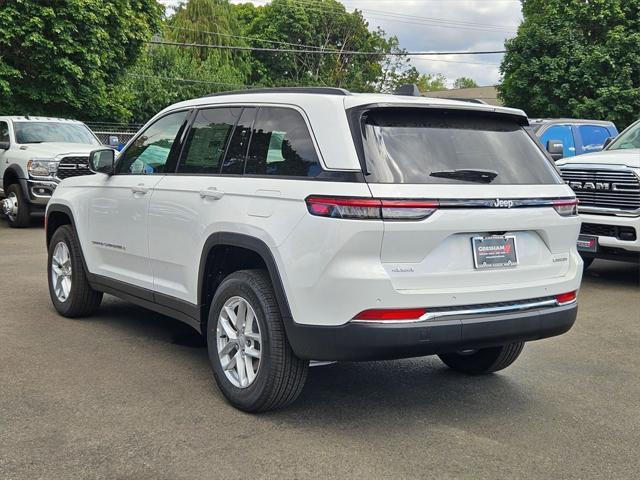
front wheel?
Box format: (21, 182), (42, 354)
(207, 270), (308, 412)
(438, 342), (524, 375)
(2, 184), (31, 228)
(48, 225), (103, 317)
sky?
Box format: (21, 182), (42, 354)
(159, 0), (524, 87)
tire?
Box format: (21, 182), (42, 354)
(4, 183), (31, 228)
(581, 256), (594, 271)
(438, 342), (525, 375)
(207, 270), (308, 412)
(47, 225), (103, 317)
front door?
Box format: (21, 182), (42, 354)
(85, 110), (190, 290)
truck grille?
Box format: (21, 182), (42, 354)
(560, 168), (640, 212)
(581, 223), (637, 241)
(56, 156), (92, 180)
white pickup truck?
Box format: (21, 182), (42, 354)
(0, 116), (101, 227)
(557, 119), (640, 268)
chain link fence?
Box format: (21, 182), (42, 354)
(85, 122), (143, 146)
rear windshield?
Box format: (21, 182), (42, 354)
(360, 109), (561, 185)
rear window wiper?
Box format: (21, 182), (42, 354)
(429, 169), (498, 184)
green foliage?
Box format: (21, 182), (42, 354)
(119, 0), (252, 123)
(499, 0), (640, 128)
(242, 0), (410, 92)
(0, 0), (162, 121)
(453, 77), (478, 89)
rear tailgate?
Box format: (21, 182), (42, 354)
(358, 107), (579, 294)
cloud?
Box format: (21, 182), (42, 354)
(164, 0), (523, 86)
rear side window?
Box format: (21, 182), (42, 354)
(578, 124), (611, 153)
(178, 108), (241, 174)
(221, 108), (256, 175)
(361, 109), (561, 185)
(245, 107), (321, 177)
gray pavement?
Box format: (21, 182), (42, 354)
(1, 219), (639, 479)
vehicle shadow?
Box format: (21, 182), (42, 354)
(89, 296), (538, 427)
(582, 259), (639, 287)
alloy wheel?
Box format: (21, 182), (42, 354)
(51, 242), (72, 302)
(217, 296), (262, 388)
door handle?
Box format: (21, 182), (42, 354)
(131, 184), (149, 195)
(200, 188), (224, 200)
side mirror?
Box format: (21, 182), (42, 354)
(603, 136), (614, 149)
(89, 148), (115, 175)
(546, 140), (564, 161)
(0, 141), (9, 150)
(108, 135), (120, 147)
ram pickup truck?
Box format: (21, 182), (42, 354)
(558, 119), (640, 268)
(0, 116), (100, 227)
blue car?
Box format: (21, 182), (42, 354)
(529, 118), (618, 160)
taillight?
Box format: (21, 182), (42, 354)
(553, 198), (578, 217)
(353, 308), (428, 322)
(555, 291), (577, 305)
(305, 196), (438, 221)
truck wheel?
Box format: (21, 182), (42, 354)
(581, 257), (594, 271)
(207, 270), (308, 412)
(438, 342), (524, 375)
(48, 225), (103, 317)
(3, 184), (31, 228)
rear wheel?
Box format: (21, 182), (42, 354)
(48, 225), (103, 317)
(207, 270), (308, 412)
(2, 184), (31, 228)
(438, 342), (524, 375)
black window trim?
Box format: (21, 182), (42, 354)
(114, 107), (193, 176)
(171, 102), (364, 182)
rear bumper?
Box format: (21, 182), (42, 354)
(287, 303), (577, 361)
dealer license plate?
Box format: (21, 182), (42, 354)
(472, 235), (518, 269)
(577, 234), (598, 253)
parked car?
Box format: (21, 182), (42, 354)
(45, 87), (583, 412)
(557, 118), (640, 269)
(0, 116), (100, 227)
(529, 118), (618, 160)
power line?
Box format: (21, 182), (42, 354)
(147, 39), (506, 56)
(252, 0), (518, 33)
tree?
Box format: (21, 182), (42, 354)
(499, 0), (640, 128)
(0, 0), (162, 121)
(240, 0), (409, 92)
(453, 77), (478, 89)
(120, 0), (253, 123)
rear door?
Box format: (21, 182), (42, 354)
(359, 108), (576, 292)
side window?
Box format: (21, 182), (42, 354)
(116, 110), (188, 175)
(0, 121), (9, 143)
(245, 107), (321, 177)
(221, 108), (256, 175)
(578, 125), (611, 153)
(178, 108), (241, 174)
(539, 125), (575, 157)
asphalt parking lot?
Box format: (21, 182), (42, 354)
(1, 220), (639, 480)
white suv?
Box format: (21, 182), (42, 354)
(45, 88), (583, 412)
(0, 116), (100, 227)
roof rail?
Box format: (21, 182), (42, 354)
(206, 87), (352, 97)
